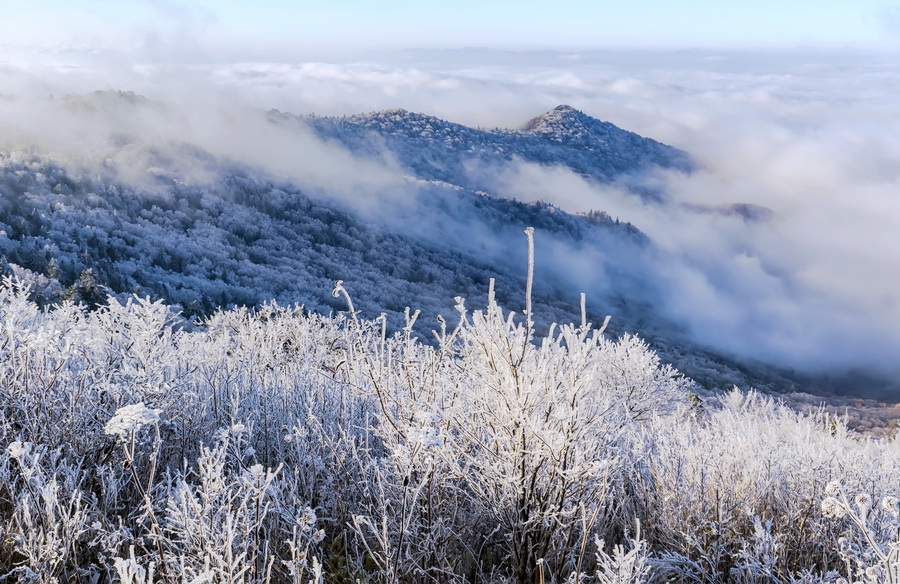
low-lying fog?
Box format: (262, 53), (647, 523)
(2, 45), (899, 378)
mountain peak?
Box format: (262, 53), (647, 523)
(518, 105), (693, 174)
(523, 105), (608, 140)
(525, 103), (583, 121)
(545, 104), (579, 116)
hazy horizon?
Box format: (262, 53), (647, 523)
(6, 0), (900, 53)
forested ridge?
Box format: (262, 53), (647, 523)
(0, 93), (802, 392)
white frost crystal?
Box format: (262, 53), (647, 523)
(104, 403), (162, 437)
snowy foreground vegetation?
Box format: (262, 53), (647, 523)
(0, 275), (898, 584)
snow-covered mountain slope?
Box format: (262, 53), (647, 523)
(278, 104), (691, 198)
(0, 92), (801, 392)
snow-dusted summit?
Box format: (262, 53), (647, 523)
(275, 105), (692, 191)
(525, 104), (686, 165)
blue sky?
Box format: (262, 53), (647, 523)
(2, 0), (900, 55)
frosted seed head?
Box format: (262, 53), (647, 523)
(882, 496), (900, 518)
(855, 493), (871, 511)
(104, 403), (162, 438)
(7, 441), (31, 460)
(821, 497), (847, 519)
(825, 481), (842, 496)
(297, 507), (317, 531)
(217, 423), (249, 443)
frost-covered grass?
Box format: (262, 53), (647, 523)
(0, 276), (897, 583)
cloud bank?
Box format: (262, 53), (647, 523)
(2, 45), (900, 377)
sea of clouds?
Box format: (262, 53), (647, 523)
(2, 43), (899, 376)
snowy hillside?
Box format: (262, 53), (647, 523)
(0, 92), (802, 392)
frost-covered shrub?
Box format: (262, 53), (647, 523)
(0, 275), (897, 583)
(594, 523), (653, 584)
(1, 441), (94, 583)
(634, 389), (900, 583)
(333, 276), (688, 583)
(160, 425), (324, 583)
(820, 481), (900, 583)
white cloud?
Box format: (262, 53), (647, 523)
(4, 46), (900, 375)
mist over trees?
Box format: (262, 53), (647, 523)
(0, 93), (802, 391)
